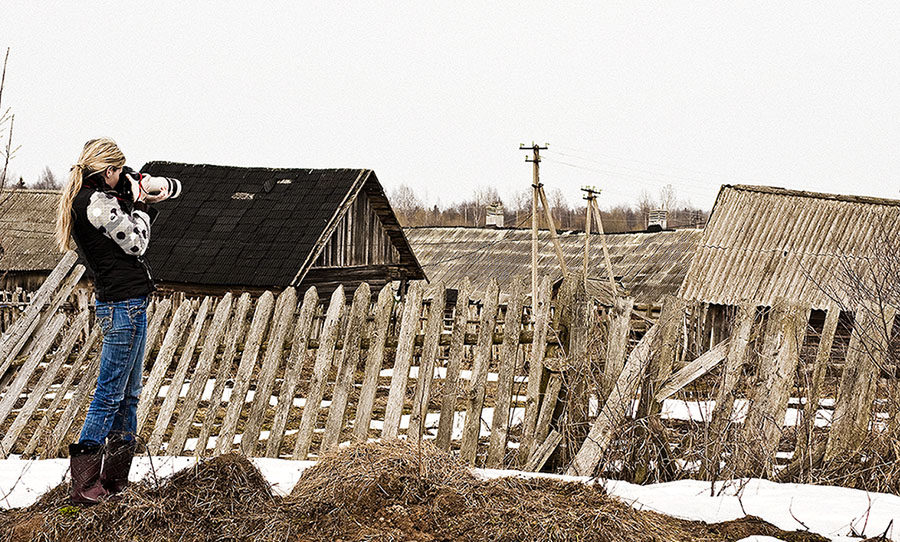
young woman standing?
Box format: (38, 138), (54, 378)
(56, 138), (169, 504)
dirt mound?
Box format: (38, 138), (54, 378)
(1, 442), (830, 542)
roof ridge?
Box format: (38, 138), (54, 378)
(728, 184), (900, 207)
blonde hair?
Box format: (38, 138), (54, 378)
(56, 138), (126, 251)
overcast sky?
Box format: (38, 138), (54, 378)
(2, 2), (899, 213)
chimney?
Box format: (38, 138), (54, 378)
(648, 209), (668, 230)
(485, 202), (504, 228)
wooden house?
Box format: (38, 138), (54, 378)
(140, 162), (425, 296)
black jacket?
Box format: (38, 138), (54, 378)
(71, 175), (159, 302)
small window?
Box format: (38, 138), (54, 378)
(232, 192), (254, 200)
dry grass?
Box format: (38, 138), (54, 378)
(1, 439), (832, 542)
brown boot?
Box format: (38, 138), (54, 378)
(69, 443), (109, 505)
(100, 437), (137, 494)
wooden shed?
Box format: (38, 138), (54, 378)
(140, 162), (426, 297)
(0, 189), (66, 291)
(680, 184), (900, 310)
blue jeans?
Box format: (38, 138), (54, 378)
(79, 296), (148, 446)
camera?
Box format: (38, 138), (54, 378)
(120, 166), (182, 201)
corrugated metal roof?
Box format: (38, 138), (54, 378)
(405, 226), (702, 305)
(0, 189), (63, 272)
(679, 185), (900, 309)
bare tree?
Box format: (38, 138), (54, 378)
(390, 184), (423, 226)
(0, 48), (16, 193)
(659, 183), (677, 211)
(32, 166), (62, 190)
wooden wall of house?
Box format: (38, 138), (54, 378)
(313, 190), (400, 268)
(0, 272), (53, 292)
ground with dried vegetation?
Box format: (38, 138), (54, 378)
(1, 440), (834, 542)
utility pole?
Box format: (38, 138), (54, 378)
(581, 186), (617, 296)
(521, 142), (548, 302)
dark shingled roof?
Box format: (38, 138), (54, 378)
(141, 162), (423, 288)
(0, 189), (62, 272)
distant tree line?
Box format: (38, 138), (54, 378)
(390, 183), (708, 233)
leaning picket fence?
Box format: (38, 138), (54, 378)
(0, 252), (897, 488)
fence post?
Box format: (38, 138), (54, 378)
(825, 303), (896, 462)
(631, 295), (683, 483)
(322, 283), (370, 453)
(148, 296), (212, 454)
(459, 279), (501, 464)
(242, 288), (298, 455)
(167, 293), (234, 456)
(409, 283), (446, 444)
(382, 281), (424, 439)
(196, 292), (252, 456)
(486, 276), (525, 468)
(351, 284), (395, 444)
(519, 276), (552, 462)
(293, 286), (345, 459)
(215, 291), (275, 455)
(435, 278), (471, 451)
(267, 286), (319, 457)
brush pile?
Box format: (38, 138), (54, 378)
(1, 440), (832, 542)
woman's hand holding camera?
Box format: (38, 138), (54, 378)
(124, 168), (170, 204)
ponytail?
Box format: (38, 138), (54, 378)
(56, 138), (125, 251)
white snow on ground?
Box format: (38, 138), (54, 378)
(2, 457), (897, 541)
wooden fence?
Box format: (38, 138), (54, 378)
(1, 252), (897, 484)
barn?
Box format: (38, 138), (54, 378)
(405, 226), (702, 311)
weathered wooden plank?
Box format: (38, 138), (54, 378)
(531, 372), (563, 452)
(167, 294), (233, 456)
(435, 278), (471, 451)
(196, 292), (252, 456)
(486, 276), (525, 468)
(382, 281), (424, 439)
(632, 295), (683, 483)
(266, 286), (319, 457)
(242, 288), (298, 456)
(600, 296), (634, 405)
(214, 291), (275, 455)
(740, 304), (809, 476)
(654, 339), (730, 402)
(797, 306), (839, 460)
(0, 312), (67, 429)
(147, 297), (212, 454)
(701, 302), (755, 479)
(1, 311), (89, 458)
(322, 283), (370, 453)
(567, 324), (659, 477)
(24, 325), (101, 457)
(45, 344), (104, 457)
(293, 286), (345, 460)
(825, 304), (895, 461)
(518, 276), (552, 461)
(459, 279), (500, 464)
(525, 429), (562, 472)
(0, 250), (77, 374)
(351, 284), (394, 443)
(409, 284), (446, 443)
(143, 298), (172, 365)
(136, 298), (194, 433)
(17, 265), (85, 363)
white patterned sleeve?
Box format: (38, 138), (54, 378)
(86, 192), (151, 256)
